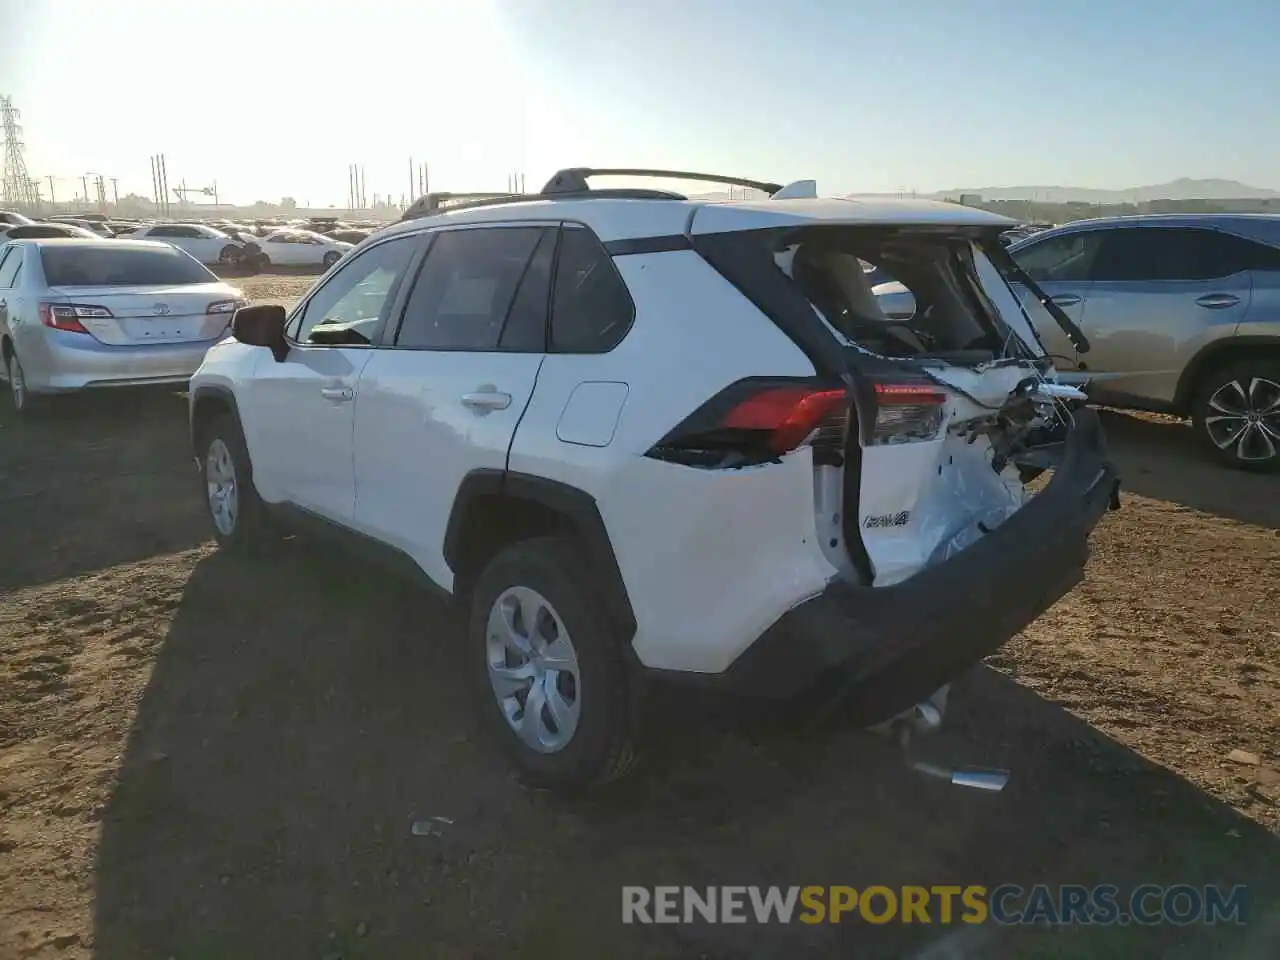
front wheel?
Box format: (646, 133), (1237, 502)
(218, 244), (242, 265)
(1192, 360), (1280, 472)
(322, 251), (342, 268)
(198, 414), (275, 550)
(470, 536), (637, 791)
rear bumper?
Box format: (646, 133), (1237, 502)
(19, 328), (220, 393)
(719, 407), (1119, 721)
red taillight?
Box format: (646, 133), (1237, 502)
(868, 380), (947, 446)
(722, 386), (848, 454)
(648, 379), (850, 466)
(38, 302), (110, 334)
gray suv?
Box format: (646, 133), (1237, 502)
(1009, 214), (1280, 471)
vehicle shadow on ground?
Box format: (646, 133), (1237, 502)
(0, 391), (208, 594)
(93, 546), (1280, 960)
(1098, 409), (1280, 529)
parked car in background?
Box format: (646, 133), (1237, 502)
(0, 211), (34, 228)
(46, 216), (114, 238)
(250, 229), (353, 268)
(123, 223), (252, 266)
(1007, 214), (1280, 470)
(0, 239), (246, 414)
(3, 223), (100, 240)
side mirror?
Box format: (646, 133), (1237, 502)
(231, 304), (289, 362)
(872, 281), (917, 321)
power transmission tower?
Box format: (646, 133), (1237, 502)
(2, 96), (41, 210)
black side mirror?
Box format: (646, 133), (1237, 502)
(231, 304), (289, 362)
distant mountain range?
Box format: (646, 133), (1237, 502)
(916, 178), (1280, 204)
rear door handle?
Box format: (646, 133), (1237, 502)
(1050, 294), (1081, 307)
(1195, 293), (1240, 309)
(461, 390), (512, 412)
(320, 386), (354, 402)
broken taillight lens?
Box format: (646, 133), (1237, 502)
(647, 378), (850, 466)
(867, 380), (947, 445)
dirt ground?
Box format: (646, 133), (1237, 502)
(1, 273), (1277, 958)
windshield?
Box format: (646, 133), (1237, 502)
(40, 245), (217, 286)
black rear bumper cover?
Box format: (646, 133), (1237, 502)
(719, 407), (1120, 721)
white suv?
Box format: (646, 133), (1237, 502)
(188, 168), (1120, 790)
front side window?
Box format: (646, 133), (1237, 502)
(289, 235), (421, 345)
(394, 226), (547, 350)
(1013, 232), (1102, 283)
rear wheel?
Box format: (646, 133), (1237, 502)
(198, 414), (274, 551)
(470, 536), (637, 791)
(4, 348), (33, 415)
(1192, 360), (1280, 472)
(322, 250), (342, 268)
(218, 244), (242, 265)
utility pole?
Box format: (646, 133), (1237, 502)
(110, 177), (119, 206)
(360, 165), (367, 208)
(47, 175), (56, 206)
(81, 175), (89, 204)
(408, 156), (415, 202)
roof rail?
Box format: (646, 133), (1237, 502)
(398, 186), (688, 223)
(541, 167), (783, 196)
(402, 191), (521, 220)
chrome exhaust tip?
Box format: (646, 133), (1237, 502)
(908, 760), (1010, 792)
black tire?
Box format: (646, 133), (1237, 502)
(470, 536), (638, 791)
(197, 413), (275, 551)
(218, 244), (242, 265)
(322, 251), (342, 268)
(1191, 359), (1280, 473)
(4, 347), (37, 416)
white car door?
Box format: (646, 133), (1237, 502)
(274, 233), (306, 266)
(352, 223), (554, 589)
(194, 227), (229, 263)
(242, 232), (425, 524)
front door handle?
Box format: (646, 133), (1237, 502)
(461, 389), (512, 412)
(320, 386), (354, 402)
(1050, 294), (1081, 307)
(1195, 293), (1240, 309)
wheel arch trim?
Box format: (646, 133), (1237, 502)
(1177, 335), (1280, 412)
(444, 469), (637, 639)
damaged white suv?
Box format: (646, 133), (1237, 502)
(189, 168), (1120, 790)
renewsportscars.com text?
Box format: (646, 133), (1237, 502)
(621, 884), (1249, 926)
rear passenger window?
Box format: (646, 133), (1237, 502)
(0, 247), (20, 288)
(1214, 232), (1280, 274)
(1090, 228), (1257, 282)
(395, 227), (544, 351)
(549, 226), (634, 353)
(498, 229), (555, 352)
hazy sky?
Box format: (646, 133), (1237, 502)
(3, 0), (1279, 206)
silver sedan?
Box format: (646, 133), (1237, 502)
(0, 238), (247, 414)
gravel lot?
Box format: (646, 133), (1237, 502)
(1, 273), (1277, 958)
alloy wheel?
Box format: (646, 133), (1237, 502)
(205, 438), (239, 536)
(1204, 377), (1280, 463)
(485, 586), (582, 754)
